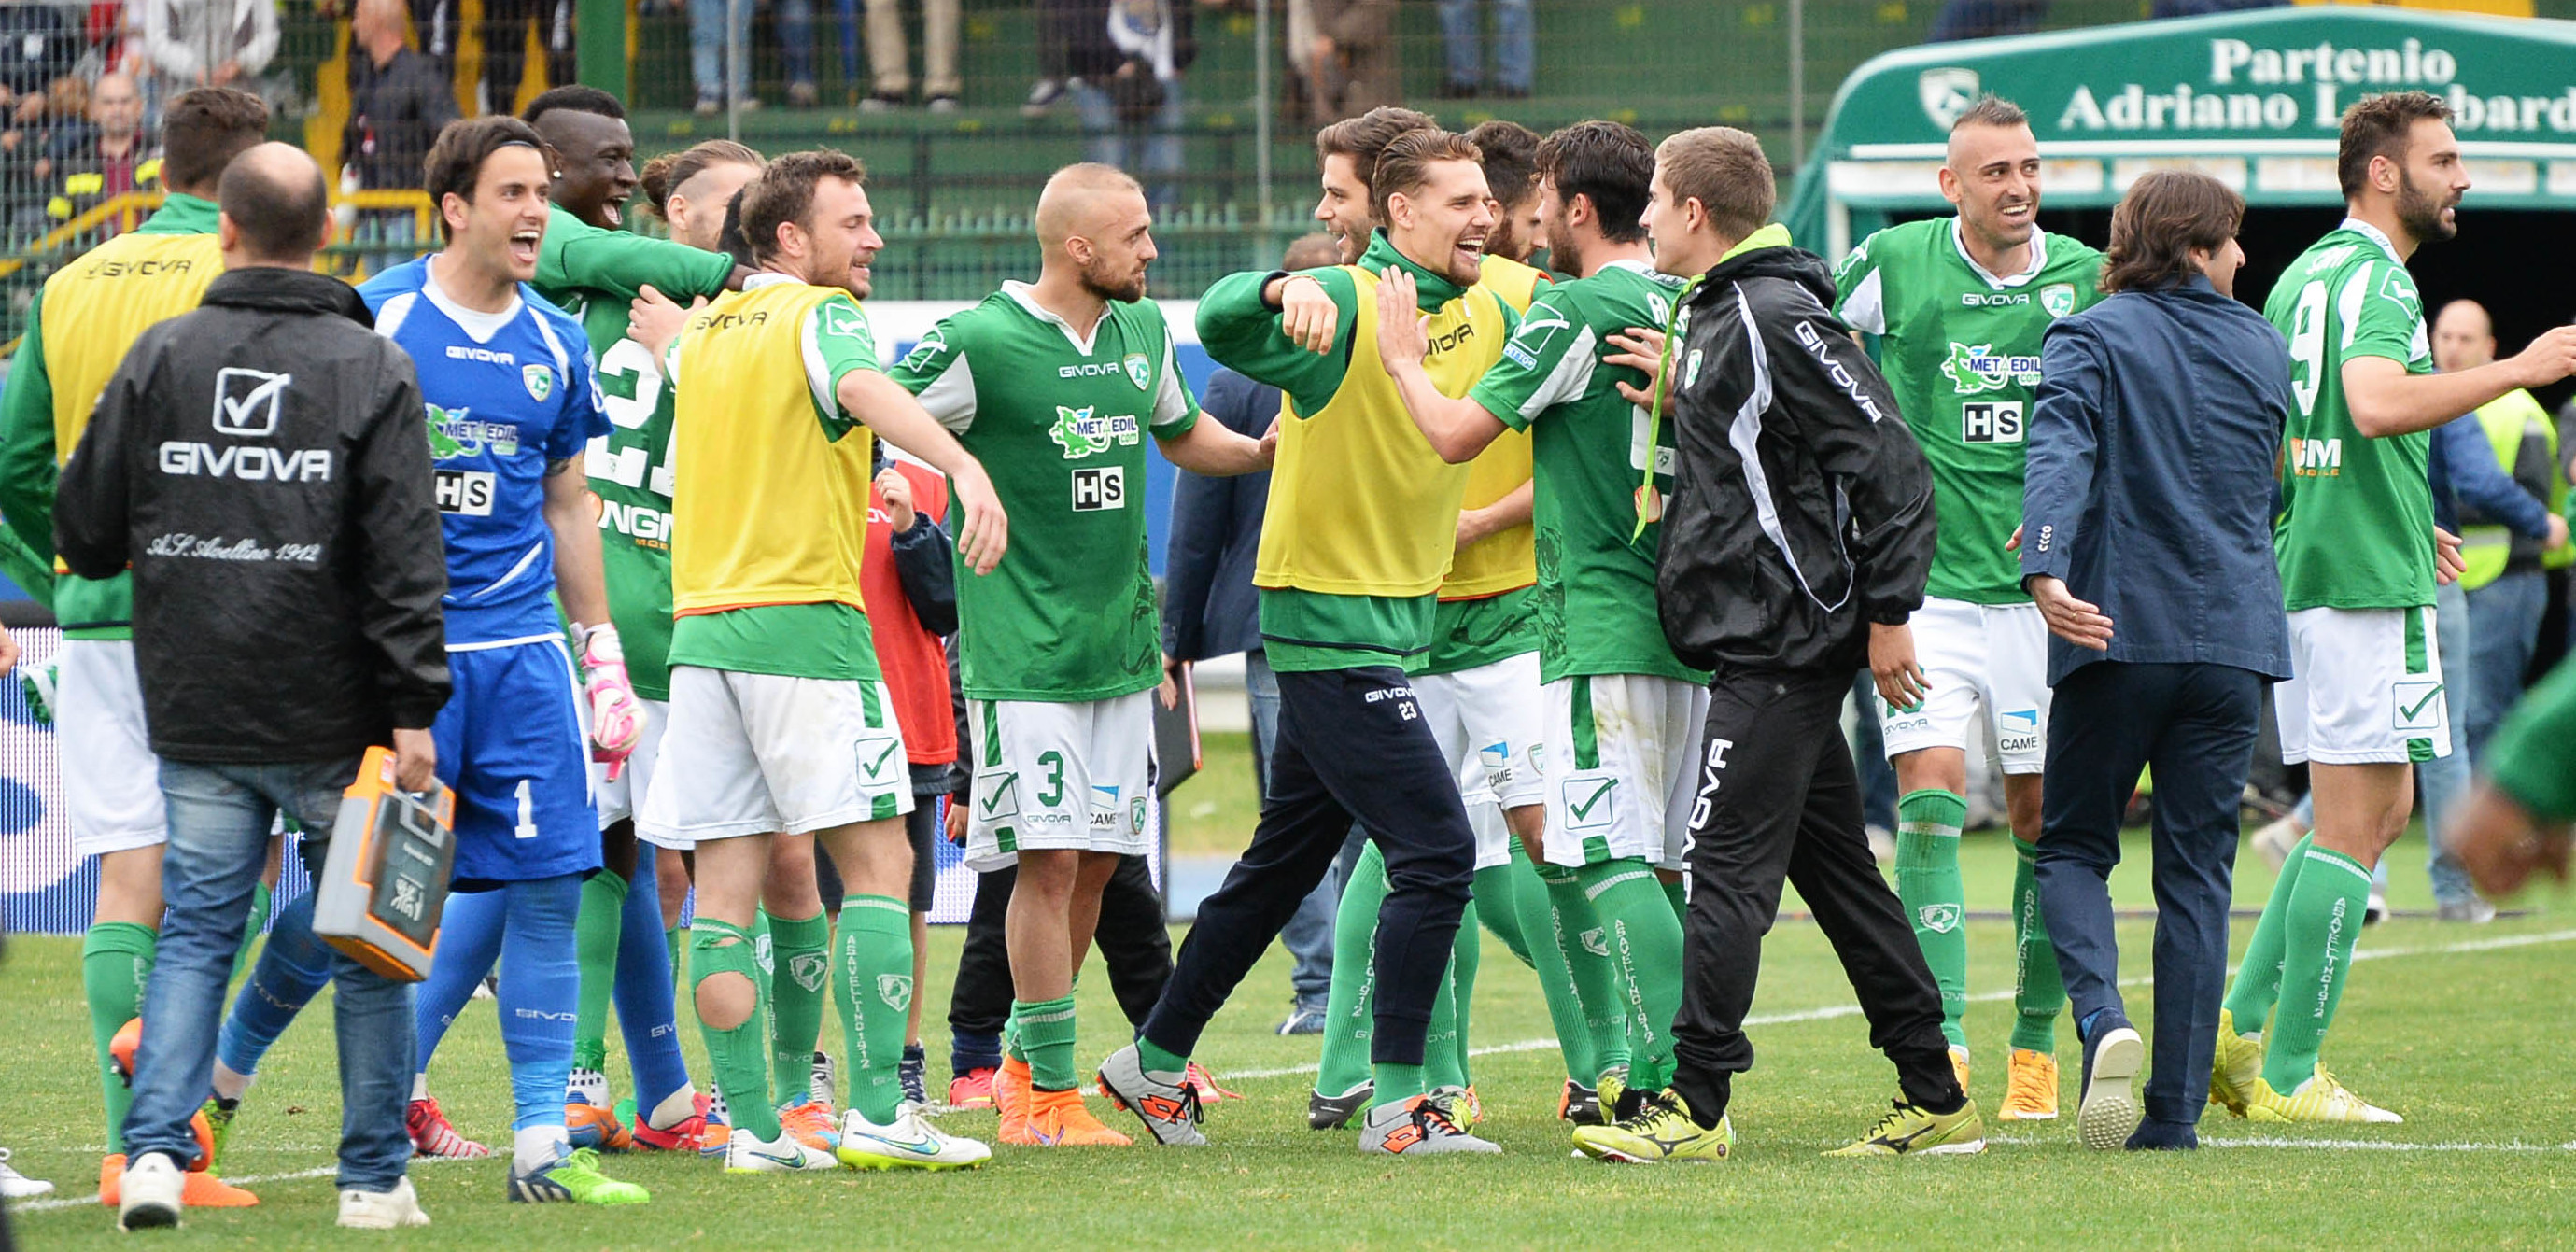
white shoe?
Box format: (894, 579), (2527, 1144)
(2251, 815), (2303, 870)
(810, 1051), (837, 1109)
(0, 1147), (52, 1199)
(118, 1151), (186, 1231)
(721, 1128), (838, 1174)
(836, 1107), (990, 1171)
(567, 1066), (610, 1108)
(337, 1177), (430, 1229)
(2076, 1026), (2145, 1151)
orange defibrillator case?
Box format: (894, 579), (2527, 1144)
(311, 746), (457, 981)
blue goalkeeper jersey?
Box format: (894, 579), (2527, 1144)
(361, 259), (607, 647)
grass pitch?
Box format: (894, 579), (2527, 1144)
(8, 820), (2575, 1247)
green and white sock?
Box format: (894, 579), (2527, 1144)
(573, 871), (629, 1076)
(1536, 858), (1629, 1080)
(84, 921), (154, 1153)
(833, 895), (913, 1123)
(1012, 996), (1079, 1091)
(765, 907), (828, 1106)
(1578, 857), (1683, 1091)
(2009, 837), (2064, 1053)
(688, 920), (777, 1140)
(1426, 904), (1472, 1091)
(1314, 843), (1387, 1099)
(1372, 1062), (1427, 1108)
(1509, 849), (1598, 1083)
(231, 880), (273, 984)
(2223, 833), (2313, 1035)
(1896, 788), (1969, 1049)
(2261, 844), (2373, 1092)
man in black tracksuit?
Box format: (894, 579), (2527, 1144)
(1573, 127), (1976, 1163)
(57, 143), (449, 1230)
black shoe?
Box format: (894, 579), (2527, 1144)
(2125, 1118), (2198, 1150)
(1307, 1081), (1372, 1130)
(1493, 83), (1530, 99)
(1437, 77), (1479, 98)
(1022, 77), (1063, 117)
(898, 1043), (927, 1109)
(1558, 1079), (1603, 1126)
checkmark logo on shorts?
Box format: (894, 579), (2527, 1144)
(2393, 680), (2444, 732)
(1563, 777), (1617, 830)
(980, 774), (1019, 815)
(856, 734), (899, 778)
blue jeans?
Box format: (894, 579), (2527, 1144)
(1252, 652), (1337, 1006)
(2419, 579), (2478, 906)
(1434, 0), (1531, 91)
(126, 757), (414, 1193)
(1072, 77), (1185, 218)
(689, 0), (753, 102)
(2463, 569), (2547, 764)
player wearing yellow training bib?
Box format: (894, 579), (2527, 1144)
(637, 149), (1006, 1176)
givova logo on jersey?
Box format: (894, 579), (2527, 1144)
(1049, 404), (1142, 458)
(1941, 342), (2042, 395)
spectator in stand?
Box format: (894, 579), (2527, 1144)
(139, 0), (281, 94)
(0, 3), (76, 102)
(1164, 231), (1345, 1034)
(409, 0), (458, 80)
(1074, 0), (1192, 216)
(44, 72), (159, 236)
(1022, 0), (1077, 118)
(1306, 0), (1394, 127)
(687, 0), (753, 115)
(344, 0), (455, 194)
(1435, 0), (1529, 99)
(853, 0), (961, 113)
(476, 0), (574, 115)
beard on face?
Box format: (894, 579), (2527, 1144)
(2396, 168), (2457, 243)
(1079, 252), (1147, 303)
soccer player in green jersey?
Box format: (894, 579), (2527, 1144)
(2211, 92), (2576, 1125)
(522, 88), (750, 1159)
(2452, 662), (2576, 899)
(1830, 96), (2102, 1120)
(887, 163), (1274, 1147)
(1372, 120), (1702, 1147)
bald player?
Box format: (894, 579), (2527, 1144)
(887, 163), (1274, 1146)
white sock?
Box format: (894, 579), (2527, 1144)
(410, 1074), (430, 1102)
(513, 1125), (570, 1174)
(645, 1087), (697, 1132)
(211, 1061), (254, 1103)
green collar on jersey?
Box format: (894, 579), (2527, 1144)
(139, 192), (218, 235)
(1359, 230), (1471, 313)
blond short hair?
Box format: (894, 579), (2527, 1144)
(1655, 127), (1774, 242)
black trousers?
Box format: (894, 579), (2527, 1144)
(2034, 661), (2259, 1125)
(947, 853), (1173, 1043)
(1142, 665), (1475, 1067)
(1669, 665), (1958, 1120)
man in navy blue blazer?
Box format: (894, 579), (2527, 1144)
(2016, 171), (2293, 1153)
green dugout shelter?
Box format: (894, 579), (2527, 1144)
(1783, 7), (2576, 260)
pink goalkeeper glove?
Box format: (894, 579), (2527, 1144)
(580, 623), (643, 779)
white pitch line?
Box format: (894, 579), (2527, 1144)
(1216, 927), (2576, 1083)
(13, 1155), (477, 1216)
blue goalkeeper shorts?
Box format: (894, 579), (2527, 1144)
(434, 637), (600, 885)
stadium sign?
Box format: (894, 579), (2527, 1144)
(1785, 7), (2576, 253)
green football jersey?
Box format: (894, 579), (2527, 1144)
(1834, 218), (2103, 603)
(1469, 260), (1709, 686)
(535, 208), (733, 701)
(587, 332), (678, 700)
(2267, 220), (2435, 612)
(890, 283), (1200, 702)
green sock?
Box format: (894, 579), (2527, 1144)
(1661, 875), (1687, 926)
(573, 871), (629, 1074)
(1134, 1036), (1190, 1076)
(1013, 996), (1080, 1091)
(1579, 858), (1684, 1090)
(667, 925), (683, 989)
(1314, 842), (1387, 1099)
(2261, 844), (2372, 1091)
(1472, 861), (1529, 966)
(833, 895), (913, 1122)
(84, 921), (155, 1153)
(764, 908), (828, 1106)
(1895, 788), (1970, 1050)
(1509, 849), (1597, 1083)
(1535, 858), (1628, 1079)
(2008, 838), (2064, 1053)
(231, 880), (273, 984)
(689, 921), (778, 1140)
(1372, 1062), (1427, 1107)
(2223, 833), (2313, 1034)
(1425, 902), (1474, 1090)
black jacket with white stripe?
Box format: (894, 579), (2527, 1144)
(1655, 240), (1936, 675)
